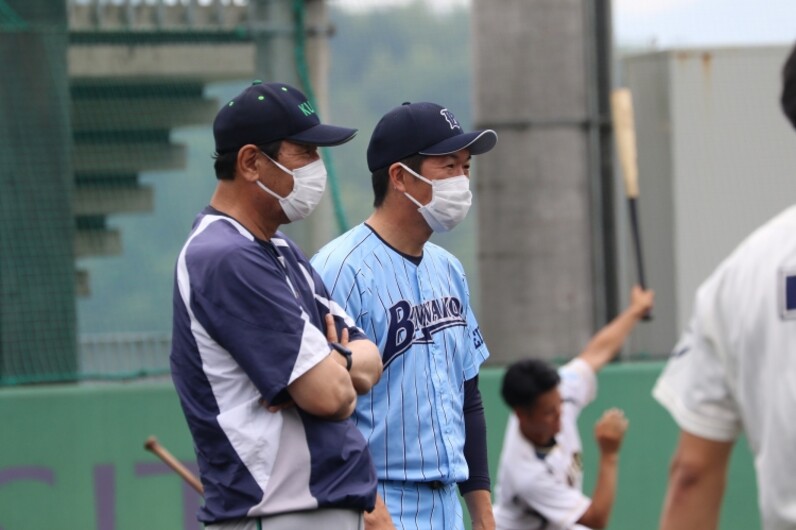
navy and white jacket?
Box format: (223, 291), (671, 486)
(170, 207), (377, 524)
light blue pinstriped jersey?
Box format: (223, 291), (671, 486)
(312, 223), (489, 484)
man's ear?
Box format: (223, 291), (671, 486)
(388, 162), (408, 193)
(513, 405), (531, 422)
(236, 144), (262, 183)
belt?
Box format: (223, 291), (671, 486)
(382, 479), (448, 490)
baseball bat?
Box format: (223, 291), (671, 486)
(144, 435), (204, 495)
(611, 88), (652, 320)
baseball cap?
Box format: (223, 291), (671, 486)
(366, 101), (498, 172)
(213, 81), (357, 154)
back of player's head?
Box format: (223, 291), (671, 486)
(781, 42), (796, 130)
(501, 358), (561, 410)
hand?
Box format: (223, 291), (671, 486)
(470, 508), (496, 530)
(594, 408), (628, 456)
(365, 494), (397, 529)
(325, 313), (350, 346)
(629, 285), (654, 319)
(325, 313), (351, 370)
(260, 396), (294, 413)
(464, 489), (495, 530)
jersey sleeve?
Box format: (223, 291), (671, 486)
(456, 262), (490, 380)
(311, 250), (370, 337)
(652, 268), (742, 442)
(308, 261), (368, 343)
(559, 358), (597, 410)
(185, 239), (328, 404)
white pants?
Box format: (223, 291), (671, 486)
(205, 508), (363, 530)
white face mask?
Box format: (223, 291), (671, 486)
(257, 154), (327, 222)
(399, 162), (472, 232)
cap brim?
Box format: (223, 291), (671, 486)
(418, 129), (498, 157)
(287, 123), (358, 147)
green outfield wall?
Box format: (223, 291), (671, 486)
(1, 362), (758, 530)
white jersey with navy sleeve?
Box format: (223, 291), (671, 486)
(311, 223), (490, 484)
(653, 205), (796, 530)
(170, 207), (377, 524)
(494, 358), (597, 530)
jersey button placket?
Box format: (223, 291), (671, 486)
(417, 267), (454, 469)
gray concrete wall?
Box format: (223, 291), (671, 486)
(621, 46), (796, 355)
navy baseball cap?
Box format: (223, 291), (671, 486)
(366, 102), (498, 172)
(213, 81), (357, 154)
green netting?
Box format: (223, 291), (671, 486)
(2, 0), (485, 386)
(0, 0), (357, 386)
(0, 0), (28, 30)
(0, 0), (76, 385)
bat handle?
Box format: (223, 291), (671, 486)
(628, 199), (653, 321)
(144, 436), (204, 495)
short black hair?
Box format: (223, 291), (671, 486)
(501, 359), (561, 409)
(782, 42), (796, 130)
(212, 140), (282, 181)
(371, 153), (426, 208)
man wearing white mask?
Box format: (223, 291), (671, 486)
(170, 81), (384, 530)
(312, 102), (498, 530)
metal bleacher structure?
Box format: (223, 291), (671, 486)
(64, 1), (259, 380)
(0, 0), (330, 387)
(67, 0), (256, 296)
(0, 0), (330, 384)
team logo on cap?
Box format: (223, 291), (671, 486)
(440, 108), (461, 130)
(298, 100), (316, 117)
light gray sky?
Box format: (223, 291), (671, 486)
(329, 0), (796, 48)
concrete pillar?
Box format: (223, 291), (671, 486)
(472, 0), (614, 363)
(0, 0), (77, 381)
